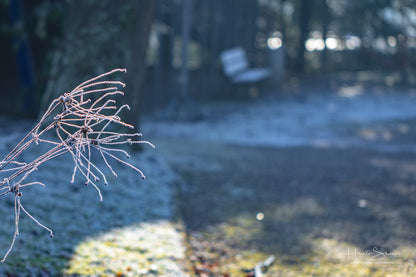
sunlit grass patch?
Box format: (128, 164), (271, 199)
(64, 220), (187, 277)
(190, 218), (416, 277)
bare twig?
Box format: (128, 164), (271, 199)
(0, 68), (154, 262)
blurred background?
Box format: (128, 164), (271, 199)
(0, 0), (415, 119)
(2, 0), (416, 276)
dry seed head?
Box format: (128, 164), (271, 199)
(0, 68), (153, 262)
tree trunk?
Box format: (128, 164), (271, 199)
(40, 1), (156, 151)
(295, 0), (311, 72)
(321, 0), (330, 72)
(123, 1), (156, 140)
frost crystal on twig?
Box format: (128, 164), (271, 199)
(0, 68), (154, 262)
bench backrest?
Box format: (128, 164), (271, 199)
(220, 47), (249, 77)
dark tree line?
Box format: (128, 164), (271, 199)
(0, 0), (156, 126)
(0, 0), (414, 117)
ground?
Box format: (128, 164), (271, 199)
(1, 72), (416, 276)
(144, 73), (416, 276)
(155, 140), (416, 276)
(0, 119), (188, 276)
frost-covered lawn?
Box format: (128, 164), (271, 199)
(144, 87), (416, 150)
(2, 80), (416, 276)
(0, 124), (187, 276)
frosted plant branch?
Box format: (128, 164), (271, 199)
(0, 68), (154, 262)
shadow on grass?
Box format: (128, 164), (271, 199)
(159, 138), (416, 275)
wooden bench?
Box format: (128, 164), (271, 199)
(220, 47), (271, 85)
